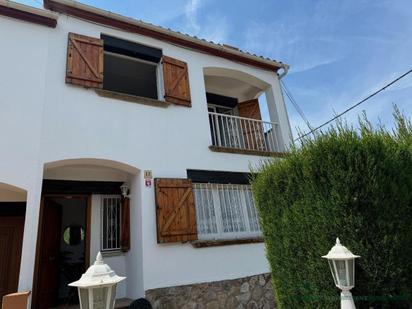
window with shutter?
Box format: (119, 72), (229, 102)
(155, 178), (198, 243)
(66, 33), (104, 89)
(162, 56), (191, 107)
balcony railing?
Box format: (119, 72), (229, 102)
(208, 112), (281, 153)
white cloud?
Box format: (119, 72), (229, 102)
(181, 0), (228, 43)
(291, 58), (341, 74)
(185, 0), (201, 32)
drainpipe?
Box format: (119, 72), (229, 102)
(277, 64), (289, 79)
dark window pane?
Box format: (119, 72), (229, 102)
(103, 53), (158, 99)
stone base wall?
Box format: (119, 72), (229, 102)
(145, 273), (276, 309)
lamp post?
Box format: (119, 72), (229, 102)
(69, 252), (126, 309)
(322, 238), (360, 309)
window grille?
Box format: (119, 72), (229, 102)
(193, 183), (262, 240)
(101, 195), (122, 251)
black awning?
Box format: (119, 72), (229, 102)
(101, 34), (162, 63)
(42, 180), (123, 195)
(206, 92), (238, 108)
(187, 169), (252, 185)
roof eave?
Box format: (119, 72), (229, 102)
(0, 0), (57, 27)
(44, 0), (289, 73)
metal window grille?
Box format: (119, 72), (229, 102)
(193, 183), (262, 240)
(101, 195), (122, 251)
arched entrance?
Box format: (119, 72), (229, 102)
(0, 182), (27, 307)
(33, 158), (139, 308)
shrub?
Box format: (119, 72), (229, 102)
(252, 110), (412, 309)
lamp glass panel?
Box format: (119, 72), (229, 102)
(335, 260), (348, 287)
(328, 260), (338, 286)
(108, 285), (117, 308)
(347, 259), (355, 286)
(79, 288), (90, 309)
(93, 287), (109, 309)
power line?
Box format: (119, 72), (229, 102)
(280, 80), (312, 130)
(295, 68), (412, 141)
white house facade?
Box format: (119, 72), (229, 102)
(0, 0), (292, 308)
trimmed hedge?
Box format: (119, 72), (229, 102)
(252, 111), (412, 309)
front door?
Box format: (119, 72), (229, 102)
(36, 199), (62, 309)
(34, 196), (89, 309)
(0, 216), (24, 307)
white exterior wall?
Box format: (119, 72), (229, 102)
(0, 10), (292, 301)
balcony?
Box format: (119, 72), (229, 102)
(203, 67), (286, 157)
(208, 112), (282, 156)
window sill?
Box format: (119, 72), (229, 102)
(101, 250), (126, 257)
(209, 145), (287, 158)
(191, 237), (264, 248)
(95, 89), (170, 108)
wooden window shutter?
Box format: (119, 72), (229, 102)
(155, 178), (198, 243)
(66, 32), (104, 89)
(238, 99), (266, 150)
(162, 56), (191, 107)
(121, 196), (130, 251)
(238, 99), (262, 120)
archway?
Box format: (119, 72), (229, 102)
(33, 158), (140, 308)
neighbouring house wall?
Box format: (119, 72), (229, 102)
(0, 188), (26, 202)
(0, 9), (292, 303)
(0, 15), (53, 292)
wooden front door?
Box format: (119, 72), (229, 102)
(36, 199), (62, 309)
(0, 216), (24, 307)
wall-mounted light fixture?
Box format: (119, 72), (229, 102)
(120, 183), (129, 197)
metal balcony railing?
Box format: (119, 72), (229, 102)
(208, 112), (280, 153)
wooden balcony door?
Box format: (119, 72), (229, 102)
(238, 99), (266, 151)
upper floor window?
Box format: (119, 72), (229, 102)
(66, 32), (192, 107)
(101, 34), (163, 100)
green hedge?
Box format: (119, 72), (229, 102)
(252, 111), (412, 309)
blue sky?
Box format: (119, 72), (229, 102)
(18, 0), (412, 138)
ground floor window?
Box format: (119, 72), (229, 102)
(101, 195), (122, 251)
(193, 183), (261, 240)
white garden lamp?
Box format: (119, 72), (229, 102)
(322, 238), (360, 309)
(69, 252), (126, 309)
